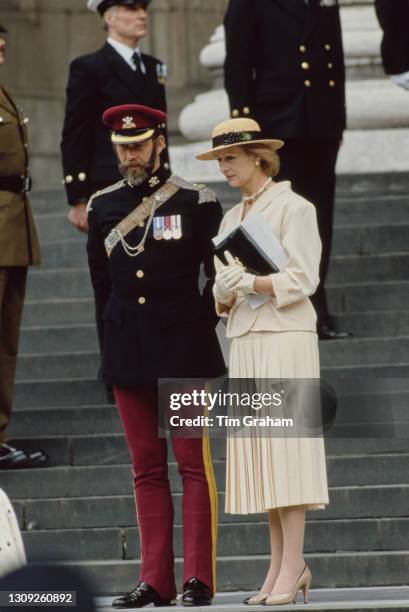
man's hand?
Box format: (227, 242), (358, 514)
(68, 202), (89, 234)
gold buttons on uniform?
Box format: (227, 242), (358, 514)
(65, 175), (74, 184)
(23, 117), (29, 125)
(304, 80), (311, 87)
(232, 109), (239, 118)
(328, 62), (333, 69)
(329, 80), (336, 87)
(78, 172), (86, 182)
(299, 45), (306, 53)
(136, 270), (144, 279)
(325, 44), (331, 51)
(0, 118), (3, 123)
(138, 297), (146, 305)
(301, 62), (310, 70)
(243, 107), (250, 115)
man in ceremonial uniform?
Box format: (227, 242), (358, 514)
(375, 0), (409, 90)
(87, 104), (225, 608)
(224, 0), (351, 340)
(61, 0), (168, 235)
(0, 24), (47, 469)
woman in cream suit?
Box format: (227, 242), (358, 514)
(197, 118), (329, 606)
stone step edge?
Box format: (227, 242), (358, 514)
(20, 516), (409, 537)
(6, 453), (409, 476)
(95, 591), (409, 611)
(54, 550), (409, 563)
(14, 363), (409, 384)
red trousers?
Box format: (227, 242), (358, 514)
(114, 387), (217, 600)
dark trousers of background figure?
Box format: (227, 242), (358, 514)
(277, 138), (341, 327)
(113, 386), (217, 601)
(0, 267), (27, 444)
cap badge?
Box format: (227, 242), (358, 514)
(122, 116), (136, 129)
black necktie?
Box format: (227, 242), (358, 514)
(132, 51), (142, 73)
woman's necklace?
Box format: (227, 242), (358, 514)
(241, 177), (272, 207)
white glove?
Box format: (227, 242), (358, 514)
(224, 251), (257, 295)
(214, 263), (243, 304)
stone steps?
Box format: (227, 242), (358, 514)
(96, 587), (409, 611)
(2, 453), (409, 499)
(20, 517), (409, 563)
(11, 483), (409, 532)
(14, 337), (409, 381)
(5, 177), (407, 595)
(49, 552), (409, 593)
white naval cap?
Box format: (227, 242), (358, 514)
(87, 0), (150, 15)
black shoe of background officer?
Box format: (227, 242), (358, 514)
(318, 317), (353, 341)
(112, 581), (176, 609)
(0, 443), (49, 470)
(181, 577), (213, 607)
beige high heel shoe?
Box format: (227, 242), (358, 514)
(242, 592), (270, 605)
(264, 565), (312, 606)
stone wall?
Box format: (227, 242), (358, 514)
(0, 0), (228, 188)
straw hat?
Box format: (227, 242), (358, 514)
(196, 118), (284, 161)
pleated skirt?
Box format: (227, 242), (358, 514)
(225, 330), (329, 515)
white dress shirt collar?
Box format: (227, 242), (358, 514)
(107, 37), (146, 73)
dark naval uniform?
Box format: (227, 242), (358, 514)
(0, 83), (41, 450)
(87, 164), (225, 603)
(375, 0), (409, 75)
(61, 44), (168, 205)
(224, 0), (346, 331)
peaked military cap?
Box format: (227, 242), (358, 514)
(87, 0), (151, 15)
(103, 104), (166, 145)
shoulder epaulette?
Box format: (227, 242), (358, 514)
(86, 180), (126, 213)
(168, 175), (217, 204)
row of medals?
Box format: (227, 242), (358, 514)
(153, 215), (182, 241)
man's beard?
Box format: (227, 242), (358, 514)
(118, 142), (157, 186)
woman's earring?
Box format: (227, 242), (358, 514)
(255, 159), (260, 166)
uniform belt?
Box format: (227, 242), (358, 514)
(0, 176), (32, 193)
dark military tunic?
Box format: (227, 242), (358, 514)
(375, 0), (409, 76)
(224, 0), (346, 139)
(61, 43), (168, 205)
(87, 167), (226, 388)
(224, 0), (346, 326)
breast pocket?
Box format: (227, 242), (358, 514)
(0, 116), (22, 154)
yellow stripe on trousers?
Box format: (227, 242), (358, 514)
(202, 386), (218, 595)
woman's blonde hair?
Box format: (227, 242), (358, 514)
(243, 143), (281, 178)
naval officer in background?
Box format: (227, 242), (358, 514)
(375, 0), (409, 90)
(61, 0), (168, 235)
(224, 0), (352, 340)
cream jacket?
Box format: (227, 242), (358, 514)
(214, 181), (321, 338)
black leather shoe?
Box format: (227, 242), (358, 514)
(0, 444), (28, 469)
(181, 577), (212, 607)
(0, 444), (49, 470)
(112, 581), (176, 609)
(318, 324), (353, 341)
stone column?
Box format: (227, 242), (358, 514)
(172, 0), (409, 181)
